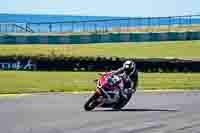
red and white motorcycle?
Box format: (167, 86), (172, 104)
(84, 71), (135, 111)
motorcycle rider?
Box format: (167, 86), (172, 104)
(111, 60), (138, 99)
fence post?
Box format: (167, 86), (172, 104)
(83, 22), (86, 32)
(138, 18), (142, 32)
(168, 16), (171, 32)
(49, 24), (52, 32)
(71, 22), (74, 32)
(103, 22), (106, 33)
(60, 24), (62, 32)
(178, 16), (182, 30)
(189, 15), (192, 25)
(12, 24), (15, 32)
(148, 17), (151, 32)
(189, 15), (192, 32)
(127, 18), (131, 32)
(94, 23), (97, 33)
(25, 23), (28, 32)
(38, 24), (40, 32)
(5, 24), (8, 32)
(15, 24), (18, 32)
(158, 17), (161, 30)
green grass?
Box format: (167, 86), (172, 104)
(0, 40), (200, 59)
(0, 71), (199, 94)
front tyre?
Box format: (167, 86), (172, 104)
(84, 94), (98, 111)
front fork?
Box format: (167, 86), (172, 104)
(94, 88), (104, 107)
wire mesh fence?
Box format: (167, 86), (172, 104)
(1, 15), (200, 33)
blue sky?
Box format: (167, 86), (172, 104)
(0, 0), (199, 17)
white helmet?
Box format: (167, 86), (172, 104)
(123, 60), (136, 72)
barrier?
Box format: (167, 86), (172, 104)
(0, 55), (200, 72)
(0, 31), (200, 44)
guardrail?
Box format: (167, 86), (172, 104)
(0, 31), (200, 44)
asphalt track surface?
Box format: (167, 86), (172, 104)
(0, 91), (200, 133)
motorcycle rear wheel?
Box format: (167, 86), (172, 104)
(112, 92), (132, 110)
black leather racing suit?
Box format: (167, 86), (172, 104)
(112, 67), (138, 93)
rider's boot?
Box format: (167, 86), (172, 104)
(132, 88), (136, 94)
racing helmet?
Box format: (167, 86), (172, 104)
(123, 60), (136, 72)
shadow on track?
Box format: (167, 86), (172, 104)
(95, 108), (178, 112)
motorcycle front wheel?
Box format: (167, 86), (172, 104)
(84, 94), (98, 111)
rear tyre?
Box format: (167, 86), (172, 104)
(84, 94), (98, 111)
(112, 92), (133, 110)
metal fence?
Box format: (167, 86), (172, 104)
(1, 15), (200, 33)
(0, 23), (33, 33)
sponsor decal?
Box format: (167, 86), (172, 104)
(0, 59), (36, 70)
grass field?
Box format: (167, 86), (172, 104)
(0, 41), (200, 94)
(0, 40), (200, 59)
(0, 71), (199, 94)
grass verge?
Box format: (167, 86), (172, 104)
(0, 71), (199, 94)
(0, 41), (200, 59)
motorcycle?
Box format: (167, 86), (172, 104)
(84, 71), (135, 111)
